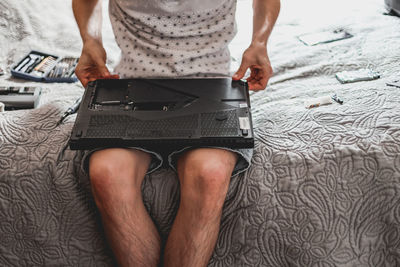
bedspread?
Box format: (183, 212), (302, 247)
(1, 0), (400, 266)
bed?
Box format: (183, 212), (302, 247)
(1, 0), (400, 266)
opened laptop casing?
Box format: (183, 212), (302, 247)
(69, 78), (254, 150)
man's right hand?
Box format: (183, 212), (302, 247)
(75, 38), (119, 87)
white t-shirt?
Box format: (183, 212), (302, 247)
(115, 0), (226, 15)
(109, 0), (237, 78)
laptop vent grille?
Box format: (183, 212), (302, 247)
(87, 114), (198, 137)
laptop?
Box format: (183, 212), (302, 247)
(69, 78), (254, 150)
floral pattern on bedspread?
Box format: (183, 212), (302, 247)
(1, 0), (400, 266)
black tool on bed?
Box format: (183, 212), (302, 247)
(11, 50), (78, 83)
(387, 80), (400, 88)
(69, 78), (254, 150)
(57, 97), (82, 125)
(0, 86), (41, 110)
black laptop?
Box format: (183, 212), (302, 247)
(69, 78), (254, 150)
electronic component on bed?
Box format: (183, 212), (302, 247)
(0, 86), (41, 110)
(335, 69), (380, 83)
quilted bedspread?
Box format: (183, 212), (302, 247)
(1, 0), (400, 266)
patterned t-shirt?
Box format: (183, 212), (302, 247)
(109, 0), (237, 78)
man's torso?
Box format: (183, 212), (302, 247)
(109, 0), (237, 78)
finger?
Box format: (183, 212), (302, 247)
(252, 65), (271, 90)
(248, 74), (263, 91)
(232, 60), (250, 80)
(90, 55), (110, 77)
(247, 67), (261, 84)
(74, 67), (85, 81)
(251, 65), (263, 77)
(80, 77), (89, 88)
(87, 77), (98, 86)
(247, 79), (264, 91)
(98, 65), (111, 77)
(248, 81), (264, 91)
(88, 76), (97, 81)
(258, 66), (272, 89)
(75, 68), (88, 87)
(249, 73), (269, 90)
(104, 74), (120, 79)
(254, 69), (263, 80)
(246, 76), (255, 85)
(256, 76), (269, 90)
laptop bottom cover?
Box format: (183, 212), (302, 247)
(69, 78), (254, 150)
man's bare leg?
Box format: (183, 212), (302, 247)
(89, 148), (160, 267)
(164, 148), (238, 267)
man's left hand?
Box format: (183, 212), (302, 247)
(232, 43), (273, 91)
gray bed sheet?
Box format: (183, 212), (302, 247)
(1, 0), (400, 266)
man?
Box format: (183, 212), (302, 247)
(72, 0), (280, 266)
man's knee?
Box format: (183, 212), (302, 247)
(88, 148), (151, 205)
(89, 154), (124, 191)
(178, 149), (237, 210)
(194, 161), (231, 193)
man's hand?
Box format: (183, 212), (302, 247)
(232, 43), (273, 91)
(75, 38), (119, 87)
(233, 0), (280, 91)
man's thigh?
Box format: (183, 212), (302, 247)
(90, 148), (151, 169)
